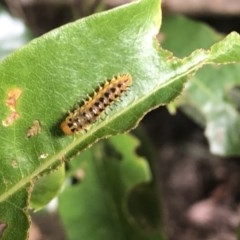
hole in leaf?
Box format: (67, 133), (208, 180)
(71, 168), (85, 185)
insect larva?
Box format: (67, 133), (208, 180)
(61, 74), (132, 135)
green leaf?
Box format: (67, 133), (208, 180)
(162, 16), (240, 156)
(1, 1), (240, 239)
(0, 187), (30, 240)
(59, 134), (163, 240)
(209, 32), (240, 63)
(0, 1), (165, 238)
(161, 15), (222, 58)
(30, 165), (65, 211)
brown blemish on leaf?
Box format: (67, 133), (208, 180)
(6, 88), (22, 111)
(11, 160), (18, 168)
(0, 222), (7, 238)
(2, 88), (22, 127)
(27, 120), (41, 138)
(2, 111), (20, 127)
